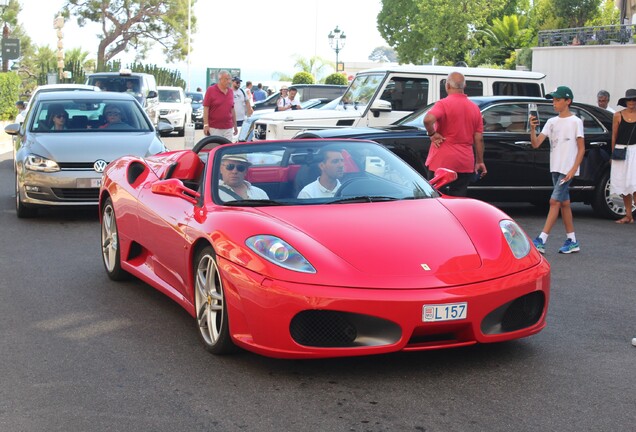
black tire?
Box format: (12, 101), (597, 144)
(591, 170), (633, 219)
(15, 171), (37, 218)
(100, 197), (129, 281)
(193, 246), (236, 354)
(192, 135), (232, 154)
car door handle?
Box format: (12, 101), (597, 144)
(589, 141), (607, 147)
(514, 141), (532, 146)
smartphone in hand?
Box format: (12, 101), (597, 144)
(528, 103), (539, 128)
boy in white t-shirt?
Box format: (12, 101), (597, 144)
(529, 86), (585, 254)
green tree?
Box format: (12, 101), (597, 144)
(585, 0), (620, 26)
(292, 71), (315, 84)
(377, 0), (507, 65)
(552, 0), (602, 27)
(292, 55), (330, 80)
(65, 47), (93, 70)
(368, 46), (397, 62)
(474, 14), (534, 66)
(324, 73), (349, 85)
(62, 0), (197, 70)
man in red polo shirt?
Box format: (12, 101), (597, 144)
(203, 70), (238, 141)
(423, 71), (487, 196)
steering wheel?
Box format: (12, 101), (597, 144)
(192, 135), (232, 154)
(335, 175), (404, 198)
(334, 176), (368, 198)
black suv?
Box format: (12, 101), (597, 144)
(298, 96), (625, 219)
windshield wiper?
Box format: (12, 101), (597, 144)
(224, 199), (286, 207)
(328, 196), (400, 204)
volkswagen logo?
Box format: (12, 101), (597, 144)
(94, 160), (108, 173)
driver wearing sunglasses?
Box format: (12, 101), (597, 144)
(218, 154), (269, 201)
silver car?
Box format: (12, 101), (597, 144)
(5, 91), (171, 218)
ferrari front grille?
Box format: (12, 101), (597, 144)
(290, 310), (401, 348)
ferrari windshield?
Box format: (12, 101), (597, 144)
(29, 98), (153, 133)
(212, 140), (438, 206)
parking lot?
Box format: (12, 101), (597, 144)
(0, 135), (634, 431)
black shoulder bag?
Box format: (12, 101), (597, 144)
(612, 119), (636, 161)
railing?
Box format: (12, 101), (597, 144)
(538, 24), (636, 47)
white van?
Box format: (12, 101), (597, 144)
(253, 65), (546, 141)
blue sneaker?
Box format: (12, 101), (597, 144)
(533, 237), (545, 254)
(558, 238), (580, 254)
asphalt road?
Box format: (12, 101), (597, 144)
(0, 135), (634, 431)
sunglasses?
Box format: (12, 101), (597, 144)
(105, 111), (121, 116)
(223, 163), (247, 172)
(53, 114), (67, 118)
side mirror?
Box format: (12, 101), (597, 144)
(4, 123), (20, 136)
(157, 121), (174, 135)
(151, 178), (200, 204)
(185, 97), (192, 104)
(369, 99), (392, 117)
(147, 90), (158, 99)
(429, 168), (458, 190)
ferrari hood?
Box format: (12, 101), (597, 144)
(27, 131), (165, 162)
(263, 199), (482, 279)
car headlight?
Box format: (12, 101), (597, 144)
(500, 220), (531, 259)
(25, 154), (60, 172)
(246, 235), (316, 273)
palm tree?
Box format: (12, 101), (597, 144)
(475, 15), (534, 65)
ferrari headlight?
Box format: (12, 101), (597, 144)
(25, 154), (60, 172)
(500, 220), (531, 259)
(246, 235), (316, 273)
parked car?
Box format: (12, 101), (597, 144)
(186, 91), (204, 128)
(86, 70), (160, 126)
(238, 98), (336, 142)
(253, 84), (347, 111)
(158, 86), (192, 136)
(296, 96), (624, 219)
(5, 91), (170, 218)
(16, 84), (100, 124)
(253, 65), (546, 141)
(99, 136), (550, 359)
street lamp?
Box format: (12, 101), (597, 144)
(328, 26), (346, 71)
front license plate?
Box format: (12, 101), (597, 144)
(77, 178), (102, 188)
(422, 303), (467, 322)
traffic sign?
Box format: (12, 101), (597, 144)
(2, 38), (20, 60)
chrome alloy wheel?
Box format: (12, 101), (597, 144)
(195, 248), (228, 351)
(101, 203), (119, 273)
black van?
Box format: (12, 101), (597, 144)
(253, 84), (347, 111)
(86, 70), (159, 126)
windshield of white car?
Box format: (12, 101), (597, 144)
(338, 73), (384, 111)
(159, 90), (182, 103)
(212, 140), (438, 206)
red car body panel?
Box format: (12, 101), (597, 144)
(100, 142), (550, 359)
